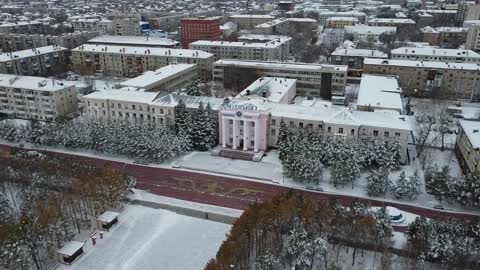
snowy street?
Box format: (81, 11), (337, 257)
(57, 205), (230, 270)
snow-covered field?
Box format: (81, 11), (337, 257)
(57, 205), (230, 270)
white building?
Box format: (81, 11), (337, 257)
(229, 14), (276, 30)
(87, 35), (180, 48)
(329, 48), (388, 69)
(318, 11), (367, 26)
(189, 35), (291, 61)
(391, 47), (480, 63)
(356, 75), (403, 113)
(466, 24), (480, 51)
(253, 17), (318, 35)
(236, 77), (296, 104)
(119, 64), (198, 92)
(0, 45), (68, 77)
(344, 25), (397, 42)
(71, 44), (214, 80)
(0, 74), (78, 121)
(213, 59), (348, 97)
(71, 19), (113, 35)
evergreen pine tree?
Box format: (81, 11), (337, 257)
(205, 102), (217, 149)
(174, 99), (189, 134)
(190, 102), (209, 151)
(277, 119), (288, 162)
(365, 167), (390, 196)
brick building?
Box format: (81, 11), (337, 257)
(180, 17), (222, 49)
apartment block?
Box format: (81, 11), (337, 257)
(253, 17), (318, 36)
(329, 48), (387, 69)
(326, 17), (358, 29)
(344, 25), (396, 42)
(212, 59), (347, 98)
(466, 24), (480, 51)
(71, 19), (113, 35)
(189, 35), (291, 61)
(87, 35), (180, 48)
(318, 11), (366, 26)
(421, 27), (469, 47)
(0, 45), (69, 77)
(229, 14), (276, 30)
(0, 31), (100, 52)
(0, 74), (78, 121)
(71, 44), (214, 80)
(455, 120), (480, 174)
(0, 21), (46, 34)
(391, 47), (480, 63)
(363, 58), (480, 100)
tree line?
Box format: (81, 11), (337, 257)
(0, 151), (128, 270)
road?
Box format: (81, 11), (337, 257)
(1, 144), (479, 228)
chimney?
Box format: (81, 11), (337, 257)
(262, 91), (267, 98)
(246, 89), (251, 96)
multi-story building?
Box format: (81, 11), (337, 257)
(0, 45), (69, 77)
(0, 31), (100, 52)
(363, 58), (480, 100)
(87, 35), (180, 48)
(328, 48), (388, 69)
(71, 44), (214, 80)
(229, 14), (276, 30)
(71, 19), (113, 35)
(356, 75), (403, 113)
(344, 25), (396, 42)
(318, 11), (367, 26)
(83, 84), (411, 162)
(367, 18), (416, 35)
(466, 24), (480, 51)
(0, 74), (78, 121)
(119, 64), (198, 92)
(457, 4), (480, 24)
(110, 13), (141, 36)
(326, 17), (358, 29)
(212, 59), (347, 98)
(0, 21), (46, 34)
(414, 9), (458, 27)
(253, 17), (318, 36)
(391, 47), (480, 63)
(180, 17), (222, 49)
(455, 120), (480, 174)
(421, 27), (469, 47)
(189, 35), (291, 61)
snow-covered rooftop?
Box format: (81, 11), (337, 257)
(356, 75), (403, 112)
(0, 45), (67, 62)
(363, 58), (480, 71)
(237, 77), (296, 103)
(190, 37), (290, 48)
(0, 74), (75, 91)
(331, 48), (387, 58)
(57, 241), (85, 257)
(97, 211), (119, 223)
(88, 35), (180, 47)
(391, 47), (480, 59)
(344, 25), (396, 34)
(230, 14), (275, 19)
(214, 59), (348, 72)
(254, 17), (317, 28)
(327, 17), (359, 21)
(237, 34), (292, 43)
(368, 18), (416, 24)
(72, 44), (213, 59)
(459, 120), (480, 149)
(120, 64), (197, 90)
(83, 90), (160, 103)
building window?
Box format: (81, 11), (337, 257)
(318, 124), (323, 129)
(338, 128), (343, 134)
(251, 122), (255, 127)
(271, 128), (276, 135)
(384, 131), (390, 137)
(289, 121), (294, 127)
(327, 126), (331, 132)
(299, 122), (303, 128)
(351, 129), (355, 135)
(395, 132), (401, 137)
(271, 119), (276, 125)
(229, 119), (233, 124)
(117, 103), (121, 108)
(373, 130), (379, 137)
(132, 105), (136, 110)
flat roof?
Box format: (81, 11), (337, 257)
(57, 241), (85, 257)
(344, 25), (396, 34)
(214, 59), (348, 72)
(190, 38), (290, 48)
(237, 77), (296, 103)
(88, 35), (179, 47)
(83, 90), (160, 103)
(368, 18), (416, 24)
(254, 17), (317, 28)
(460, 120), (480, 148)
(0, 45), (67, 62)
(120, 64), (196, 89)
(332, 48), (387, 58)
(363, 58), (480, 71)
(0, 74), (74, 91)
(97, 211), (119, 223)
(230, 14), (275, 19)
(391, 47), (480, 58)
(357, 75), (403, 112)
(327, 17), (359, 21)
(72, 44), (214, 59)
(237, 34), (292, 43)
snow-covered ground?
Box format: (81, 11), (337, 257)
(57, 204), (230, 270)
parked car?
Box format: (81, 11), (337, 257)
(306, 186), (324, 192)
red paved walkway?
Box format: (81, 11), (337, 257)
(2, 144), (478, 226)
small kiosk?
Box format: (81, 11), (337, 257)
(57, 241), (85, 265)
(96, 211), (120, 231)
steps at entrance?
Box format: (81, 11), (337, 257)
(220, 149), (254, 161)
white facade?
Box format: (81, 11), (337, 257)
(391, 47), (480, 63)
(88, 35), (180, 48)
(466, 24), (480, 51)
(344, 25), (397, 42)
(71, 19), (113, 35)
(0, 74), (78, 121)
(189, 35), (291, 61)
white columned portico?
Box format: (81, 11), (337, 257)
(243, 120), (249, 151)
(254, 119), (260, 152)
(222, 118), (227, 148)
(232, 119), (239, 150)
